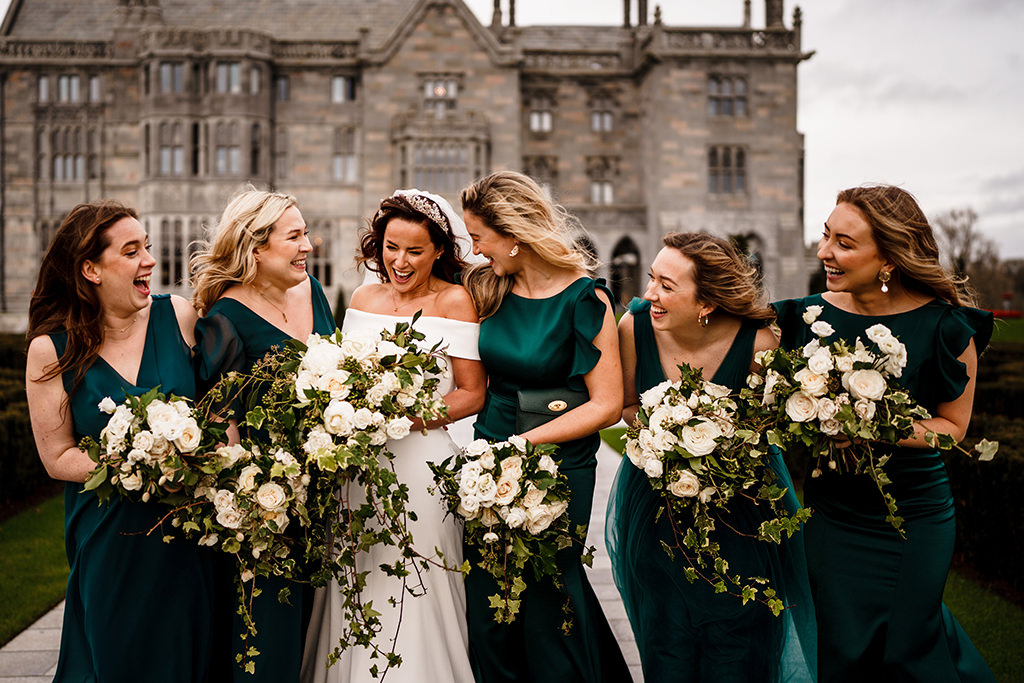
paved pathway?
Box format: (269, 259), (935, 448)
(0, 441), (642, 682)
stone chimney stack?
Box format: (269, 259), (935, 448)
(766, 0), (784, 28)
(490, 0), (501, 28)
(638, 0), (648, 26)
(623, 0), (631, 28)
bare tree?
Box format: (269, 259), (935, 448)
(932, 207), (1006, 308)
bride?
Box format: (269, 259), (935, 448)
(301, 190), (485, 683)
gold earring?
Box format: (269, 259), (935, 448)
(509, 244), (520, 257)
(698, 311), (710, 328)
(878, 269), (891, 294)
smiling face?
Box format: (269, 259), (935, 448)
(643, 247), (711, 330)
(464, 210), (519, 277)
(818, 202), (890, 296)
(82, 216), (155, 315)
(254, 205), (311, 288)
(382, 216), (442, 293)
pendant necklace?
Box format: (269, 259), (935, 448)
(257, 288), (289, 323)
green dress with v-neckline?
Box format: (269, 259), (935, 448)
(605, 299), (816, 682)
(51, 294), (217, 682)
(194, 275), (335, 683)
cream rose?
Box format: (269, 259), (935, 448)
(784, 391), (818, 422)
(493, 475), (521, 506)
(464, 439), (492, 457)
(132, 430), (155, 452)
(478, 451), (496, 470)
(537, 454), (558, 475)
(301, 337), (345, 375)
(853, 398), (876, 421)
(640, 381), (673, 411)
(524, 504), (556, 534)
(807, 348), (835, 376)
(216, 506), (243, 529)
(385, 416), (413, 440)
(845, 368), (886, 401)
(457, 494), (480, 519)
(522, 485), (546, 509)
(476, 474), (498, 505)
(652, 430), (678, 453)
(505, 506), (527, 528)
(339, 335), (377, 364)
(802, 305), (823, 324)
(794, 367), (828, 397)
(351, 407), (375, 430)
(508, 434), (528, 452)
(810, 320), (835, 338)
(816, 397), (839, 421)
(237, 464), (261, 493)
(97, 396), (117, 414)
(834, 353), (855, 373)
(625, 439), (644, 468)
(479, 507), (500, 528)
(120, 471), (143, 491)
(319, 370), (351, 399)
(255, 482), (288, 511)
(499, 455), (524, 481)
(643, 456), (664, 478)
(668, 470), (700, 498)
(323, 400), (355, 436)
(174, 418), (202, 452)
(819, 418), (842, 436)
(679, 418), (722, 456)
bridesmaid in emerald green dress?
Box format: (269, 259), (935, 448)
(606, 233), (816, 682)
(191, 190), (336, 682)
(460, 171), (631, 683)
(774, 185), (995, 682)
(25, 201), (216, 682)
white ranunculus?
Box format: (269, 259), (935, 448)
(810, 320), (835, 338)
(807, 348), (835, 376)
(816, 397), (839, 421)
(668, 470), (700, 498)
(237, 464), (261, 493)
(680, 418), (722, 456)
(845, 368), (886, 401)
(640, 380), (673, 411)
(784, 391), (818, 422)
(323, 400), (355, 436)
(865, 323), (894, 345)
(255, 482), (288, 511)
(97, 396), (117, 414)
(483, 531), (500, 544)
(385, 416), (414, 440)
(834, 353), (855, 373)
(642, 456), (664, 478)
(819, 418), (842, 435)
(476, 474), (498, 505)
(524, 504), (556, 534)
(537, 454), (558, 475)
(508, 434), (528, 452)
(120, 471), (143, 491)
(174, 418), (202, 452)
(522, 485), (546, 509)
(493, 475), (521, 506)
(505, 506), (527, 528)
(802, 305), (823, 324)
(853, 398), (876, 422)
(794, 367), (829, 397)
(704, 381), (731, 399)
(499, 455), (524, 481)
(216, 507), (243, 529)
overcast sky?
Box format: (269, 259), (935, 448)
(3, 0), (1021, 256)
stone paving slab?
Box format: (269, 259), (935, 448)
(0, 442), (643, 682)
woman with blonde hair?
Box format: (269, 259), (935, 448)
(606, 232), (816, 682)
(26, 200), (216, 682)
(192, 188), (336, 682)
(460, 170), (631, 682)
(774, 184), (994, 681)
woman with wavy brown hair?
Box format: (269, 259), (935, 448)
(774, 184), (995, 682)
(26, 200), (216, 682)
(606, 232), (816, 682)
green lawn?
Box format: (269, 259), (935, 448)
(598, 428), (1024, 681)
(991, 317), (1024, 343)
(0, 494), (68, 645)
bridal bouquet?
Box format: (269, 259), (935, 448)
(625, 364), (809, 613)
(82, 388), (225, 505)
(754, 304), (998, 534)
(202, 315), (449, 672)
(430, 436), (590, 628)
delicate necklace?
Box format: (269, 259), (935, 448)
(256, 288), (288, 323)
(106, 315), (139, 335)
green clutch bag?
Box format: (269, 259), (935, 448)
(515, 386), (589, 434)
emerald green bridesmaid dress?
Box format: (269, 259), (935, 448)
(194, 276), (335, 683)
(606, 299), (817, 682)
(774, 294), (995, 682)
(52, 294), (217, 682)
(467, 277), (632, 683)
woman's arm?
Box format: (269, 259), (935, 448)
(899, 339), (978, 448)
(519, 288), (623, 444)
(25, 336), (96, 483)
(171, 294), (199, 349)
(619, 312), (640, 426)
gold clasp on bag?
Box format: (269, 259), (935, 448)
(547, 400), (568, 412)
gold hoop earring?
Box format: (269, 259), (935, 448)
(698, 312), (710, 328)
(509, 244), (520, 257)
(878, 269), (891, 294)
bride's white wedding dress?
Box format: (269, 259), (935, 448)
(301, 309), (478, 683)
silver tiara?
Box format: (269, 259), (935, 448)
(375, 193), (451, 234)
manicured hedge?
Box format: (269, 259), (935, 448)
(0, 334), (51, 512)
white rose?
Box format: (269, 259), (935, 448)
(807, 348), (835, 376)
(464, 439), (492, 457)
(217, 443), (250, 466)
(875, 335), (903, 357)
(652, 430), (678, 453)
(834, 353), (855, 373)
(478, 451), (496, 470)
(303, 425), (334, 456)
(625, 439), (644, 468)
(132, 430), (155, 452)
(507, 434), (528, 452)
(816, 397), (839, 421)
(237, 464), (261, 493)
(643, 456), (664, 478)
(323, 400), (355, 436)
(865, 323), (894, 346)
(318, 369), (352, 400)
(174, 418), (202, 452)
(885, 348), (907, 378)
(853, 398), (876, 421)
(686, 394), (700, 409)
(126, 448), (148, 464)
(264, 510), (290, 533)
(794, 367), (829, 397)
(351, 408), (374, 430)
(811, 320), (835, 338)
(457, 494), (480, 519)
(499, 455), (524, 481)
(216, 506), (243, 529)
(146, 402), (184, 441)
(784, 391), (818, 422)
(505, 506), (527, 528)
(537, 454), (558, 475)
(295, 370), (316, 404)
(339, 335), (378, 363)
(385, 416), (413, 440)
(476, 474), (498, 505)
(802, 305), (823, 324)
(640, 380), (673, 411)
(255, 482), (289, 511)
(300, 338), (345, 375)
(524, 504), (556, 534)
(548, 499), (569, 522)
(120, 471), (143, 491)
(668, 470), (700, 498)
(213, 488), (235, 510)
(670, 404), (694, 423)
(679, 418), (722, 456)
(648, 406), (673, 432)
(375, 341), (405, 361)
(493, 475), (521, 506)
(819, 418), (842, 436)
(97, 396), (117, 414)
(802, 338), (821, 359)
(714, 416), (736, 439)
(522, 485), (546, 509)
(845, 368), (887, 401)
(704, 382), (731, 399)
(365, 384), (388, 407)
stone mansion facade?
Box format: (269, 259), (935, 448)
(0, 0), (811, 328)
